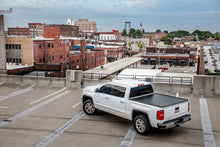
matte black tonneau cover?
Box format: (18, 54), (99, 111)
(130, 93), (188, 107)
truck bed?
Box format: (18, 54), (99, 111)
(130, 93), (188, 107)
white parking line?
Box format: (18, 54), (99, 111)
(0, 106), (8, 109)
(72, 102), (81, 108)
(0, 82), (4, 86)
(29, 87), (67, 105)
(0, 85), (34, 102)
(119, 126), (136, 147)
(35, 111), (85, 147)
(0, 90), (70, 127)
(200, 98), (216, 147)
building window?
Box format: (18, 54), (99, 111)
(48, 43), (50, 48)
(39, 44), (41, 48)
(52, 56), (54, 61)
(52, 44), (54, 48)
(60, 55), (62, 59)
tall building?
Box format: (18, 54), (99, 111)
(74, 19), (97, 33)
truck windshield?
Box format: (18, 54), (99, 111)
(129, 85), (153, 98)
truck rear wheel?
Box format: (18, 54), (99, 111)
(83, 99), (97, 115)
(134, 115), (151, 135)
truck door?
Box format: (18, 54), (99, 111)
(94, 84), (112, 111)
(107, 85), (126, 117)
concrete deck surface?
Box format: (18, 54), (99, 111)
(0, 83), (219, 147)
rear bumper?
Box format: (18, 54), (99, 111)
(157, 114), (191, 129)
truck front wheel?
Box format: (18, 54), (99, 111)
(83, 99), (97, 115)
(134, 115), (151, 135)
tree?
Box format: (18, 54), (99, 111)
(129, 28), (136, 35)
(163, 30), (168, 34)
(122, 29), (127, 36)
(160, 36), (171, 45)
(127, 41), (131, 48)
(148, 33), (152, 39)
(156, 29), (161, 32)
(134, 29), (142, 38)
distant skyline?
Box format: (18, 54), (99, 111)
(1, 0), (220, 33)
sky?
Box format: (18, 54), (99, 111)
(1, 0), (220, 33)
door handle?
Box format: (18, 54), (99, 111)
(105, 97), (109, 100)
(120, 101), (125, 104)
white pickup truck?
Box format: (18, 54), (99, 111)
(82, 79), (191, 135)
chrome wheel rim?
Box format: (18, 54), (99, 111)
(85, 102), (95, 114)
(135, 118), (146, 133)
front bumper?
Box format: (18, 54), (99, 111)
(157, 114), (191, 129)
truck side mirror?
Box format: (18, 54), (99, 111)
(95, 88), (100, 93)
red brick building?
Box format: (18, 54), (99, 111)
(142, 32), (167, 40)
(96, 47), (124, 62)
(28, 23), (42, 37)
(33, 25), (105, 71)
(8, 27), (29, 36)
(33, 26), (71, 64)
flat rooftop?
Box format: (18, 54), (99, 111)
(84, 57), (142, 75)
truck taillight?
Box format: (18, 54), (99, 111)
(188, 102), (190, 112)
(157, 110), (164, 120)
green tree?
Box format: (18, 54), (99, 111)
(160, 36), (171, 45)
(129, 28), (136, 35)
(148, 33), (152, 39)
(156, 29), (161, 32)
(163, 30), (168, 34)
(127, 41), (131, 48)
(122, 29), (127, 36)
(134, 29), (142, 38)
(216, 33), (220, 40)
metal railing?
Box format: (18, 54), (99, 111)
(83, 73), (193, 84)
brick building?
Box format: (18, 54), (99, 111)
(142, 47), (197, 66)
(97, 47), (124, 62)
(33, 26), (71, 64)
(141, 53), (190, 66)
(33, 25), (105, 71)
(49, 24), (79, 37)
(142, 32), (167, 40)
(28, 23), (42, 37)
(8, 27), (29, 36)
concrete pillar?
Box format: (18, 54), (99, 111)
(66, 70), (83, 89)
(0, 15), (6, 74)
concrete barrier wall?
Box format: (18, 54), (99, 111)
(0, 70), (83, 88)
(1, 72), (219, 96)
(0, 74), (66, 87)
(193, 75), (220, 96)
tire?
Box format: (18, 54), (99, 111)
(133, 115), (151, 135)
(83, 99), (97, 115)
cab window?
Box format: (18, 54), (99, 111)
(99, 84), (112, 95)
(129, 85), (153, 98)
(111, 85), (126, 98)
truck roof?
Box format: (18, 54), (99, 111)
(112, 79), (151, 88)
